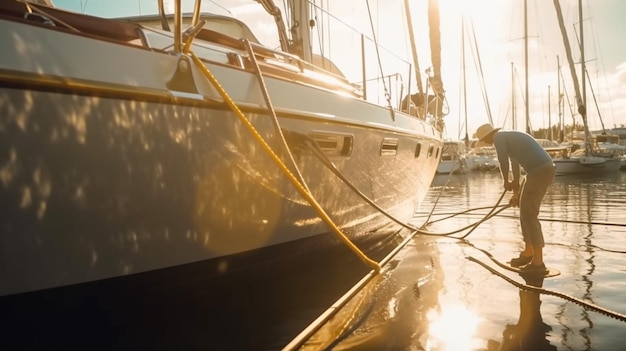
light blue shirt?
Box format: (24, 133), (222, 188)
(493, 131), (552, 178)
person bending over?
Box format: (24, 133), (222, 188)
(475, 124), (556, 276)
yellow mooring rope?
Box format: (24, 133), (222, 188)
(187, 51), (381, 272)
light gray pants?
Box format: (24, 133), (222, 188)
(520, 162), (556, 247)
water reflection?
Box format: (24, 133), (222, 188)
(427, 305), (481, 350)
(290, 171), (626, 350)
(500, 275), (556, 351)
(409, 171), (626, 350)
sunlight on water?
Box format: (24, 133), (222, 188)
(426, 305), (481, 351)
(299, 170), (626, 350)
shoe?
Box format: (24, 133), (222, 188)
(519, 263), (548, 276)
(510, 254), (533, 268)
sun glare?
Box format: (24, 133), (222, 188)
(426, 305), (482, 351)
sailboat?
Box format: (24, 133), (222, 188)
(550, 0), (620, 175)
(437, 140), (468, 174)
(0, 0), (444, 348)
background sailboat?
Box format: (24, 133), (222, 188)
(550, 0), (620, 175)
(447, 15), (500, 172)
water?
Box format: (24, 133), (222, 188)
(291, 170), (626, 350)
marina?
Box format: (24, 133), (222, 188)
(287, 170), (626, 351)
(1, 0), (626, 350)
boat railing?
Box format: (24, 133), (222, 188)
(276, 2), (419, 115)
(0, 1), (142, 43)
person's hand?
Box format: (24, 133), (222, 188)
(511, 181), (520, 193)
(509, 193), (520, 207)
(504, 181), (520, 192)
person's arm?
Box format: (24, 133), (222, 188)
(508, 160), (521, 207)
(493, 135), (510, 189)
(511, 160), (521, 191)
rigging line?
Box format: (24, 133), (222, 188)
(422, 210), (626, 229)
(514, 65), (533, 133)
(583, 68), (606, 131)
(559, 67), (577, 136)
(311, 2), (326, 75)
(587, 12), (617, 128)
(571, 20), (607, 131)
(456, 192), (508, 239)
(413, 205), (510, 218)
(403, 0), (423, 95)
(460, 15), (468, 142)
(493, 213), (626, 228)
(420, 205), (510, 238)
(419, 208), (626, 253)
(553, 0), (594, 155)
(466, 256), (626, 323)
(418, 205), (510, 224)
(364, 0), (394, 116)
(304, 0), (409, 65)
(187, 51), (380, 272)
(421, 171), (454, 227)
(301, 135), (419, 232)
(242, 40), (310, 193)
(468, 18), (494, 126)
(302, 131), (511, 238)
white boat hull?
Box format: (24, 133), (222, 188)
(0, 9), (441, 297)
(0, 3), (444, 348)
(437, 159), (463, 174)
(553, 157), (621, 175)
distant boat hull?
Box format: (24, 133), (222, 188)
(436, 159), (464, 174)
(436, 141), (467, 174)
(553, 156), (621, 175)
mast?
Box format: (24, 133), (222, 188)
(552, 0), (592, 155)
(428, 0), (445, 130)
(579, 0), (586, 117)
(403, 0), (424, 96)
(548, 85), (552, 140)
(524, 0), (530, 134)
(461, 16), (468, 146)
(511, 62), (516, 131)
(283, 0), (312, 62)
(557, 55), (564, 142)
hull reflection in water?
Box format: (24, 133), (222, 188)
(293, 235), (444, 350)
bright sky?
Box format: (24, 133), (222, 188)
(53, 0), (626, 140)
